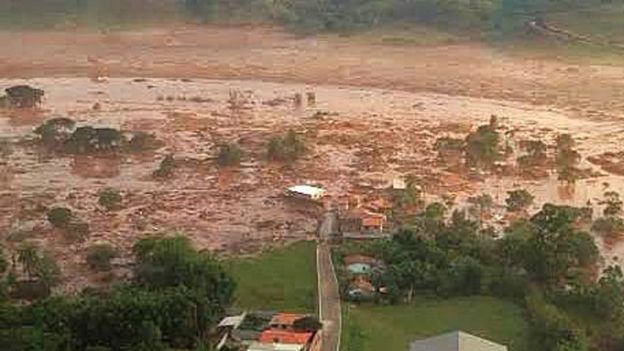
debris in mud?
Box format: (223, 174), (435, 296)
(588, 151), (624, 176)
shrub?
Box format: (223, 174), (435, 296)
(34, 118), (75, 147)
(8, 280), (51, 300)
(506, 189), (534, 212)
(216, 143), (242, 167)
(98, 188), (122, 210)
(267, 129), (305, 162)
(153, 154), (176, 179)
(47, 207), (73, 228)
(86, 244), (118, 272)
(63, 220), (90, 243)
(5, 85), (44, 108)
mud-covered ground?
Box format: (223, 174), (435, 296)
(2, 26), (624, 289)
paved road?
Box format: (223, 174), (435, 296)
(317, 211), (341, 351)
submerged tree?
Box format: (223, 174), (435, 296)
(465, 122), (499, 168)
(4, 85), (44, 108)
(267, 129), (305, 163)
(216, 143), (242, 167)
(555, 134), (581, 184)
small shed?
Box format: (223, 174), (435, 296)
(409, 331), (508, 351)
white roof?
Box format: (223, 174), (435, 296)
(287, 185), (325, 196)
(247, 342), (305, 351)
(218, 313), (246, 329)
(410, 331), (507, 351)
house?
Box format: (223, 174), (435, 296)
(286, 185), (326, 201)
(217, 311), (321, 351)
(409, 331), (507, 351)
(341, 209), (386, 234)
(361, 212), (386, 233)
(269, 313), (306, 330)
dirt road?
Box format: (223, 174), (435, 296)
(317, 212), (341, 351)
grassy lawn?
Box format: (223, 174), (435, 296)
(341, 296), (530, 351)
(226, 241), (317, 313)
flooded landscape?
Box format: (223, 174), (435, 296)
(2, 74), (624, 288)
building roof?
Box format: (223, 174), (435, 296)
(362, 214), (385, 228)
(217, 312), (246, 329)
(247, 341), (305, 351)
(287, 185), (325, 197)
(351, 275), (375, 292)
(347, 263), (372, 275)
(258, 329), (312, 345)
(269, 313), (305, 327)
(409, 331), (508, 351)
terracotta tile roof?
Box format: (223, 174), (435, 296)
(362, 215), (385, 227)
(258, 329), (312, 345)
(269, 313), (305, 327)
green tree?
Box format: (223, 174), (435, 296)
(5, 85), (44, 108)
(98, 188), (122, 211)
(601, 191), (622, 217)
(86, 244), (118, 272)
(465, 123), (499, 168)
(47, 207), (73, 228)
(506, 189), (534, 212)
(267, 129), (305, 162)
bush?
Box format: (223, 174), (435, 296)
(216, 143), (242, 167)
(5, 85), (44, 108)
(98, 188), (122, 210)
(153, 154), (176, 179)
(47, 207), (73, 228)
(506, 189), (534, 212)
(267, 129), (305, 162)
(8, 280), (51, 300)
(86, 244), (118, 272)
(34, 118), (76, 147)
(63, 221), (90, 243)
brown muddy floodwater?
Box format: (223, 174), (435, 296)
(1, 77), (624, 289)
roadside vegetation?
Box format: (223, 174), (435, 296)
(0, 235), (235, 351)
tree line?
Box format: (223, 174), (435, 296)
(335, 200), (624, 351)
(1, 0), (621, 34)
(0, 235), (235, 351)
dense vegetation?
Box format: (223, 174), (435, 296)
(336, 201), (624, 351)
(0, 235), (235, 351)
(1, 0), (621, 35)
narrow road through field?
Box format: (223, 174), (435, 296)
(317, 211), (341, 351)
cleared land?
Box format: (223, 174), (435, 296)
(341, 296), (530, 351)
(227, 241), (317, 312)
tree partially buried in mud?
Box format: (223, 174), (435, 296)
(555, 133), (581, 183)
(34, 118), (162, 155)
(464, 118), (500, 168)
(98, 188), (123, 211)
(216, 143), (242, 167)
(1, 85), (44, 108)
(506, 189), (534, 212)
(153, 154), (176, 179)
(267, 129), (305, 163)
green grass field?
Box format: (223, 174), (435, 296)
(226, 241), (317, 313)
(341, 296), (530, 351)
